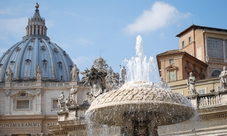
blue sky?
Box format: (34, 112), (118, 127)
(0, 0), (227, 82)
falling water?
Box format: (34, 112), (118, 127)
(124, 35), (156, 82)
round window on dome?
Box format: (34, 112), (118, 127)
(40, 45), (46, 51)
(27, 46), (33, 51)
(16, 47), (21, 52)
(53, 48), (58, 53)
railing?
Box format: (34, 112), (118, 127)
(198, 94), (221, 108)
(188, 91), (227, 109)
(10, 82), (70, 88)
(11, 82), (36, 87)
(43, 82), (70, 87)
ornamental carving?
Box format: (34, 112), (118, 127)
(35, 89), (43, 96)
(5, 89), (10, 97)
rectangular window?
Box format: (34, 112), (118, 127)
(169, 59), (174, 64)
(17, 100), (29, 109)
(188, 37), (191, 44)
(197, 88), (206, 94)
(207, 37), (223, 59)
(169, 71), (176, 81)
(216, 86), (222, 92)
(225, 40), (227, 58)
(53, 99), (58, 109)
(182, 41), (185, 48)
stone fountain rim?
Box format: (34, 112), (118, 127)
(85, 100), (195, 126)
(86, 100), (195, 115)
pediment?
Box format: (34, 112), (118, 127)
(165, 65), (178, 71)
(10, 90), (36, 99)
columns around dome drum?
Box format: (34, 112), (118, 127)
(26, 25), (47, 36)
(25, 5), (47, 37)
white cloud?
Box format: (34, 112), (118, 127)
(0, 8), (15, 15)
(0, 17), (54, 41)
(72, 38), (94, 47)
(0, 17), (27, 39)
(72, 56), (93, 65)
(72, 56), (95, 71)
(160, 32), (165, 39)
(124, 1), (191, 34)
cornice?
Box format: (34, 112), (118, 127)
(1, 114), (46, 120)
(0, 114), (58, 120)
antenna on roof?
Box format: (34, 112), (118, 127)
(191, 19), (194, 25)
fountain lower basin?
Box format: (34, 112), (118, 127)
(86, 81), (195, 135)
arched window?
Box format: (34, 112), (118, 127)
(211, 70), (221, 77)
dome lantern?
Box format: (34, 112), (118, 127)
(24, 3), (48, 41)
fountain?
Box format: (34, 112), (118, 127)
(85, 35), (196, 136)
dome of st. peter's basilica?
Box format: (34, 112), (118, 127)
(0, 3), (74, 82)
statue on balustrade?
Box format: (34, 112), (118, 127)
(71, 64), (80, 82)
(186, 72), (198, 95)
(6, 66), (13, 82)
(66, 94), (76, 108)
(159, 77), (168, 89)
(36, 66), (42, 81)
(121, 66), (127, 84)
(58, 91), (65, 111)
(106, 67), (120, 90)
(219, 66), (227, 90)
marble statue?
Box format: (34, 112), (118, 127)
(86, 66), (105, 98)
(66, 94), (75, 108)
(106, 67), (120, 89)
(58, 91), (65, 111)
(159, 77), (167, 89)
(36, 66), (42, 81)
(80, 57), (108, 103)
(70, 86), (77, 99)
(121, 66), (127, 83)
(6, 67), (13, 82)
(219, 66), (227, 90)
(71, 64), (79, 82)
(186, 72), (198, 95)
(93, 57), (108, 70)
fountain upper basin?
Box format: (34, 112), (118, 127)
(86, 81), (195, 126)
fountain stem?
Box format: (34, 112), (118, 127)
(133, 120), (149, 136)
(150, 126), (159, 136)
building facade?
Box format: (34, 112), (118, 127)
(0, 3), (89, 136)
(0, 4), (121, 136)
(156, 25), (227, 135)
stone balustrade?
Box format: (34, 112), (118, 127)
(11, 82), (36, 87)
(10, 82), (70, 88)
(188, 90), (227, 109)
(198, 93), (221, 108)
(44, 82), (70, 87)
